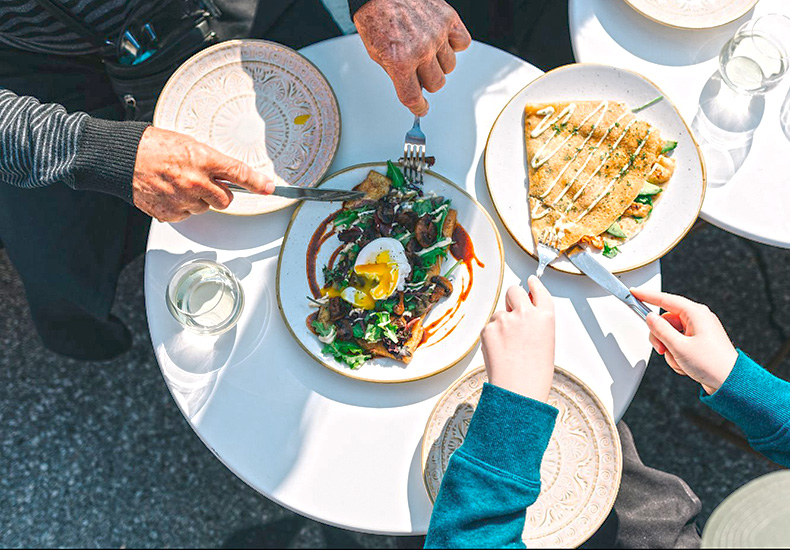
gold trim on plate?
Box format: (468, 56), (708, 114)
(276, 162), (506, 385)
(420, 364), (623, 548)
(483, 62), (707, 276)
(153, 39), (342, 217)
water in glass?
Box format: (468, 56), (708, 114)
(719, 15), (790, 95)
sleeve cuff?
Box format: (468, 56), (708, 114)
(72, 117), (150, 203)
(700, 350), (790, 440)
(348, 0), (370, 18)
(458, 383), (558, 484)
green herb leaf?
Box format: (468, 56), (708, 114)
(387, 160), (406, 189)
(333, 210), (358, 228)
(323, 341), (371, 369)
(661, 140), (678, 154)
(412, 199), (434, 217)
(602, 242), (620, 259)
(352, 323), (364, 339)
(634, 194), (654, 206)
(632, 95), (663, 113)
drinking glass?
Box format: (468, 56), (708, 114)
(166, 259), (244, 336)
(719, 14), (790, 95)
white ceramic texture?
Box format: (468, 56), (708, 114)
(701, 470), (790, 548)
(485, 63), (706, 275)
(277, 163), (504, 383)
(569, 0), (790, 249)
(422, 366), (622, 548)
(145, 36), (660, 536)
(154, 40), (340, 216)
(623, 0), (758, 29)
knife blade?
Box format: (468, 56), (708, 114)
(566, 247), (652, 321)
(222, 181), (366, 202)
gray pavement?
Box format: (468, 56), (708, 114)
(0, 220), (787, 548)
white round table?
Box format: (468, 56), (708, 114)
(144, 35), (659, 535)
(569, 0), (790, 249)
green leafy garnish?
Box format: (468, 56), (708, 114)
(634, 194), (654, 206)
(421, 247), (449, 268)
(443, 260), (463, 278)
(352, 323), (365, 339)
(661, 141), (678, 154)
(632, 95), (663, 113)
(312, 320), (333, 337)
(333, 209), (358, 228)
(323, 341), (371, 369)
(412, 199), (434, 217)
(602, 242), (620, 258)
(387, 160), (406, 189)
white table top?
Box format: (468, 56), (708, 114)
(145, 35), (659, 535)
(569, 0), (790, 249)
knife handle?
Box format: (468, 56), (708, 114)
(625, 294), (652, 322)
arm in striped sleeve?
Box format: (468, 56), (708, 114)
(0, 88), (148, 203)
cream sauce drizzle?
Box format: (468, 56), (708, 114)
(572, 128), (653, 223)
(530, 104), (576, 168)
(536, 101), (611, 200)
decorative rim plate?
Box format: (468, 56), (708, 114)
(622, 0), (757, 30)
(422, 366), (623, 548)
(154, 39), (341, 216)
(276, 163), (505, 384)
(701, 470), (790, 548)
(484, 63), (706, 275)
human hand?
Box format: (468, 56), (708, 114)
(354, 0), (471, 116)
(480, 276), (556, 402)
(132, 127), (275, 222)
(630, 288), (738, 395)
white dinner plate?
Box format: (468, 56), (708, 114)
(422, 366), (623, 548)
(277, 163), (504, 384)
(485, 63), (706, 275)
(623, 0), (757, 30)
(154, 39), (341, 216)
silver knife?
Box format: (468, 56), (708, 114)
(222, 181), (365, 202)
(566, 247), (652, 321)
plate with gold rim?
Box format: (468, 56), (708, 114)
(154, 39), (341, 216)
(484, 63), (706, 275)
(276, 162), (504, 384)
(623, 0), (757, 30)
(422, 365), (623, 548)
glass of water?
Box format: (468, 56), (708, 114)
(719, 14), (790, 95)
(166, 259), (244, 336)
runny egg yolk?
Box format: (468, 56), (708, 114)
(320, 251), (400, 310)
(354, 251), (399, 301)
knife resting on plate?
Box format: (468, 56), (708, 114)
(566, 247), (652, 321)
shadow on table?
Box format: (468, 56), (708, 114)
(146, 247), (279, 419)
(691, 71), (764, 187)
(592, 0), (753, 66)
(169, 206), (296, 251)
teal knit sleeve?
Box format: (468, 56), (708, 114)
(700, 350), (790, 467)
(425, 383), (558, 549)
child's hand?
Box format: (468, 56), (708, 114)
(480, 276), (555, 403)
(630, 288), (738, 395)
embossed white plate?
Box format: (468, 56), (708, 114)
(154, 39), (341, 216)
(277, 163), (505, 384)
(485, 63), (706, 274)
(422, 366), (623, 548)
(623, 0), (757, 29)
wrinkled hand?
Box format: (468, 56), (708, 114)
(481, 276), (556, 402)
(132, 127), (275, 222)
(354, 0), (471, 116)
(631, 288), (738, 395)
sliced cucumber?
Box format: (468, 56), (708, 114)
(639, 182), (662, 196)
(661, 140), (678, 154)
(606, 221), (627, 238)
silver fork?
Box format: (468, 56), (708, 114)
(535, 229), (560, 278)
(402, 115), (426, 184)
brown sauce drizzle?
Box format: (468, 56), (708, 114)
(306, 209), (341, 298)
(422, 222), (483, 347)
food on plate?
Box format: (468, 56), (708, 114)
(305, 162), (479, 369)
(524, 100), (677, 258)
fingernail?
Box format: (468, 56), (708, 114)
(265, 179), (275, 194)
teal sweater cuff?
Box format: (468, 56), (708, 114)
(701, 350), (790, 440)
(458, 383), (559, 484)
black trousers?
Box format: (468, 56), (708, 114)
(0, 0), (340, 360)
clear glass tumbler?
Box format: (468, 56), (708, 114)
(719, 14), (790, 95)
(166, 258), (244, 336)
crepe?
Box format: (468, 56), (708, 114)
(524, 100), (665, 252)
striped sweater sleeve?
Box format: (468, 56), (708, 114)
(0, 88), (149, 202)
